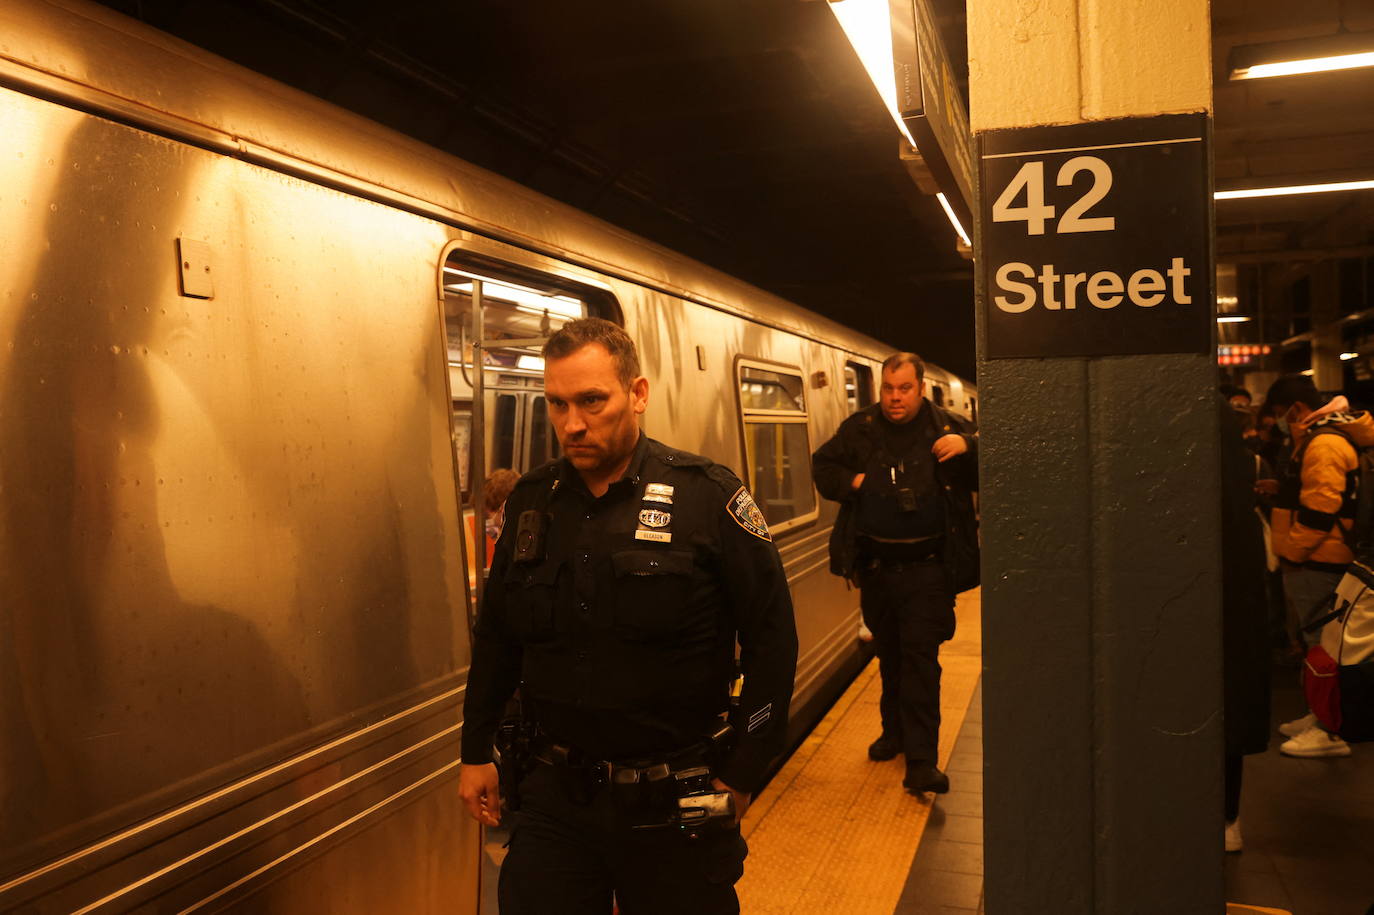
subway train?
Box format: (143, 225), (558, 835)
(0, 1), (977, 911)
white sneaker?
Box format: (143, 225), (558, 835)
(1278, 712), (1318, 738)
(1279, 725), (1352, 758)
(1225, 819), (1243, 853)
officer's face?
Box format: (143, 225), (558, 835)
(879, 363), (923, 425)
(544, 343), (648, 477)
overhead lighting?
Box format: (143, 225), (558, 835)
(516, 355), (546, 371)
(1215, 178), (1374, 200)
(1217, 315), (1252, 324)
(1229, 31), (1374, 81)
(1301, 369), (1316, 376)
(936, 192), (971, 247)
(1341, 352), (1360, 361)
(827, 0), (919, 150)
(442, 269), (584, 319)
(1216, 295), (1239, 307)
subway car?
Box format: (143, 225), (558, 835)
(0, 1), (976, 911)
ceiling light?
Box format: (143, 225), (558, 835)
(1215, 179), (1374, 200)
(1341, 352), (1359, 361)
(517, 355), (546, 371)
(827, 0), (919, 150)
(1229, 31), (1374, 81)
(1216, 295), (1239, 307)
(936, 192), (971, 247)
(442, 270), (584, 319)
(1301, 369), (1316, 376)
(1217, 315), (1252, 324)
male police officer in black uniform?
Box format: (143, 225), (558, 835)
(459, 318), (798, 915)
(812, 352), (978, 795)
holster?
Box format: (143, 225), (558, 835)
(494, 718), (539, 812)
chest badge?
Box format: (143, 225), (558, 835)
(636, 483), (674, 542)
(643, 482), (675, 505)
(639, 509), (671, 528)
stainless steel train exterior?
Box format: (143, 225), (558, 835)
(0, 2), (976, 911)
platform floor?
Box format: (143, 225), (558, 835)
(737, 589), (984, 914)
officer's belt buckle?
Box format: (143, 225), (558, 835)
(609, 761), (672, 785)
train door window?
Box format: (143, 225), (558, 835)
(969, 396), (978, 423)
(930, 383), (946, 407)
(441, 252), (617, 501)
(844, 361), (874, 414)
(736, 360), (818, 535)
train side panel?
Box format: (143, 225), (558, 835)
(0, 88), (478, 913)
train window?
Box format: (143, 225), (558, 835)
(844, 362), (874, 413)
(931, 384), (945, 407)
(736, 361), (818, 535)
(969, 396), (978, 423)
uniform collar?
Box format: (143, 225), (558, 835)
(554, 431), (651, 499)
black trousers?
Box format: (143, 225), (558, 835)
(858, 559), (956, 764)
(499, 764), (748, 915)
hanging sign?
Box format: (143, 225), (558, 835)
(979, 113), (1213, 359)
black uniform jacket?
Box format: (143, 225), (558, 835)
(811, 401), (980, 591)
(460, 434), (799, 795)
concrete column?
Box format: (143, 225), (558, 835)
(968, 3), (1223, 913)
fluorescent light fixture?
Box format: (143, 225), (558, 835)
(1342, 352), (1360, 361)
(443, 269), (584, 319)
(516, 355), (546, 371)
(936, 192), (971, 247)
(827, 0), (919, 150)
(1229, 31), (1374, 81)
(1216, 295), (1239, 307)
(1235, 51), (1374, 80)
(1217, 315), (1252, 324)
(1215, 178), (1374, 200)
(1301, 369), (1316, 376)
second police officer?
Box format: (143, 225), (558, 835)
(458, 318), (799, 914)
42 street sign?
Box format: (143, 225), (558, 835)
(979, 113), (1213, 359)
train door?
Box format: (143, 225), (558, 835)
(735, 358), (819, 536)
(438, 250), (617, 622)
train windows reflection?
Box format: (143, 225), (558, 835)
(736, 361), (818, 534)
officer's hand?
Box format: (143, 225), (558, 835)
(931, 434), (968, 463)
(712, 777), (750, 824)
(851, 473), (865, 491)
(459, 762), (502, 827)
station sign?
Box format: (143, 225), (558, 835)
(979, 114), (1213, 359)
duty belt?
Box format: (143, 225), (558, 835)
(532, 739), (705, 787)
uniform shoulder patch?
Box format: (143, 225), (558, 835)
(727, 485), (772, 542)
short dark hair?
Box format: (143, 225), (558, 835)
(1264, 374), (1321, 412)
(881, 352), (925, 384)
(1220, 383), (1252, 403)
(542, 317), (641, 388)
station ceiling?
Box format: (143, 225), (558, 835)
(85, 0), (1374, 380)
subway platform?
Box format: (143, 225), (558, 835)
(481, 587), (1374, 913)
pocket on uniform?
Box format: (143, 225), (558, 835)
(699, 828), (748, 886)
(610, 549), (702, 642)
(502, 560), (562, 642)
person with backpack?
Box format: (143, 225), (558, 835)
(1265, 374), (1374, 757)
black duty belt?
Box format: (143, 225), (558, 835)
(859, 535), (943, 564)
(532, 738), (708, 787)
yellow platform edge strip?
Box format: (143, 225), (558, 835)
(737, 591), (983, 915)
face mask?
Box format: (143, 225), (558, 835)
(1275, 417), (1290, 436)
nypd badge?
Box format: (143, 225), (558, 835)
(639, 509), (671, 528)
(727, 486), (771, 541)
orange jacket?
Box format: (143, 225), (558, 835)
(1273, 411), (1374, 567)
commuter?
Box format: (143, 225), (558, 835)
(1266, 374), (1372, 757)
(811, 352), (978, 795)
(482, 467), (521, 566)
(1223, 383), (1253, 413)
(458, 318), (799, 914)
(1218, 396), (1271, 852)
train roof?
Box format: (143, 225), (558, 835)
(0, 0), (949, 370)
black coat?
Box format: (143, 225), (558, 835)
(1220, 400), (1272, 757)
(812, 401), (979, 592)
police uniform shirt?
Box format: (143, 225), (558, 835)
(461, 434), (799, 794)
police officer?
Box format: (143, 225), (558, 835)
(458, 318), (798, 915)
(811, 352), (978, 795)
